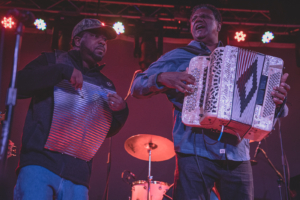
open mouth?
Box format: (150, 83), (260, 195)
(195, 24), (205, 30)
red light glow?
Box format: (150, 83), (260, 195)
(1, 17), (15, 28)
(234, 31), (246, 42)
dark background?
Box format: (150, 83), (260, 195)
(0, 28), (299, 200)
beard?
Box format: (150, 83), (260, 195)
(80, 42), (105, 62)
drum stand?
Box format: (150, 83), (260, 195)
(146, 142), (156, 200)
(124, 134), (175, 200)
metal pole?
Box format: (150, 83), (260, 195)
(0, 27), (5, 101)
(278, 119), (290, 200)
(278, 179), (283, 200)
(1, 6), (300, 28)
(147, 149), (152, 200)
(0, 21), (23, 176)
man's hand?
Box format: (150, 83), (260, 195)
(271, 73), (290, 106)
(70, 68), (83, 90)
(157, 69), (195, 93)
(107, 93), (126, 111)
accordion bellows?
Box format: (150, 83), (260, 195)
(182, 45), (283, 141)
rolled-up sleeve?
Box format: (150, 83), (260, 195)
(131, 65), (167, 99)
(131, 49), (190, 99)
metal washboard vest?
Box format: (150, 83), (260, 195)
(44, 51), (114, 161)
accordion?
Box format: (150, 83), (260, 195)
(182, 45), (283, 141)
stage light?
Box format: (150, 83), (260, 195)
(234, 31), (246, 42)
(262, 31), (274, 43)
(113, 22), (125, 35)
(34, 18), (47, 31)
(1, 17), (15, 29)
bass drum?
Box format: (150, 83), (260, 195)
(131, 180), (170, 200)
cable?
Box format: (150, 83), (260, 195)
(202, 125), (239, 146)
(100, 69), (142, 200)
(194, 132), (211, 200)
(101, 137), (112, 200)
(202, 129), (219, 145)
(217, 125), (224, 141)
(284, 151), (290, 190)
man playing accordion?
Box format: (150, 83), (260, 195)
(131, 4), (290, 200)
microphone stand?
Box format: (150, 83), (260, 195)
(256, 100), (290, 200)
(274, 99), (290, 200)
(256, 147), (284, 200)
(256, 146), (293, 200)
(277, 119), (290, 200)
(0, 21), (23, 177)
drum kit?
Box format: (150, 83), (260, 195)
(124, 134), (175, 200)
(124, 134), (220, 200)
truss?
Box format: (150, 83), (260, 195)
(0, 0), (299, 39)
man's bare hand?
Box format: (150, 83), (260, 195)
(107, 93), (126, 111)
(70, 68), (83, 90)
(271, 73), (290, 106)
(157, 69), (195, 93)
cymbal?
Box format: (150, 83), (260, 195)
(124, 134), (175, 162)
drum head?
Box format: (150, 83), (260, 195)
(131, 180), (170, 200)
(132, 180), (169, 186)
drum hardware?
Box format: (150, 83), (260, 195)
(124, 134), (224, 200)
(131, 180), (171, 200)
(160, 183), (220, 200)
(146, 140), (154, 200)
(250, 160), (258, 166)
(121, 170), (136, 186)
(162, 183), (173, 200)
(124, 134), (175, 200)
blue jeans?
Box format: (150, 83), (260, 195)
(173, 153), (254, 200)
(14, 165), (89, 200)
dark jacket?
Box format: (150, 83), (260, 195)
(16, 50), (129, 187)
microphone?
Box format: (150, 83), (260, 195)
(7, 9), (35, 25)
(254, 141), (261, 158)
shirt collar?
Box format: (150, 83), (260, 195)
(68, 50), (105, 72)
(188, 40), (223, 53)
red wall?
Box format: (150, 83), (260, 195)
(1, 31), (300, 200)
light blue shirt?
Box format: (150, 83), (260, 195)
(131, 40), (250, 161)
